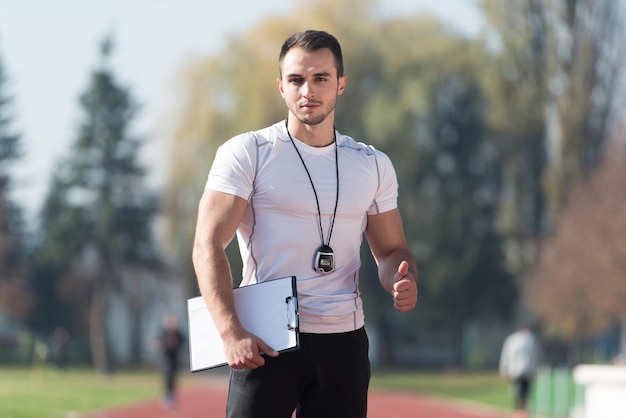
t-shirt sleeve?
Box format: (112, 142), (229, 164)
(368, 148), (399, 215)
(205, 133), (256, 200)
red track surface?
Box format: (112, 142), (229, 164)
(83, 376), (512, 418)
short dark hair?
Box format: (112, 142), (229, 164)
(278, 30), (344, 78)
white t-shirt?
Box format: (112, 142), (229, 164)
(499, 329), (540, 379)
(206, 121), (399, 333)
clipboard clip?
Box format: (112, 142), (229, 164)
(285, 296), (299, 331)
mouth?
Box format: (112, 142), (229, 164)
(300, 101), (321, 109)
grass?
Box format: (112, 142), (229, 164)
(370, 369), (511, 409)
(0, 366), (512, 417)
(0, 366), (164, 418)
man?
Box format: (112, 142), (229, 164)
(192, 29), (418, 418)
(499, 325), (540, 418)
(156, 314), (185, 409)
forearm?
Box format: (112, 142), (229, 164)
(192, 241), (244, 340)
(192, 189), (250, 341)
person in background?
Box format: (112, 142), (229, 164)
(499, 324), (541, 418)
(157, 314), (185, 409)
(192, 29), (418, 418)
(50, 326), (70, 369)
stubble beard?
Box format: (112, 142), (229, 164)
(290, 96), (337, 126)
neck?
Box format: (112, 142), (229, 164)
(286, 116), (335, 147)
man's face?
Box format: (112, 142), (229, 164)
(277, 47), (346, 126)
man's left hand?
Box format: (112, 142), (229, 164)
(392, 261), (417, 312)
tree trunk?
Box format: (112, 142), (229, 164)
(89, 278), (111, 374)
(129, 304), (143, 364)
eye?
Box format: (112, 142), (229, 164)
(288, 77), (304, 85)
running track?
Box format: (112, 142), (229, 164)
(83, 374), (511, 418)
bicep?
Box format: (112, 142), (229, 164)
(365, 208), (409, 262)
(194, 188), (248, 250)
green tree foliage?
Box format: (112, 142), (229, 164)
(527, 133), (626, 343)
(411, 76), (516, 362)
(163, 0), (516, 366)
(480, 0), (626, 274)
(0, 51), (32, 321)
(30, 176), (88, 335)
(478, 0), (626, 355)
(34, 37), (160, 373)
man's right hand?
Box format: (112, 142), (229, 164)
(224, 330), (279, 369)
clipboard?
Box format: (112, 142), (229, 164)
(187, 276), (299, 372)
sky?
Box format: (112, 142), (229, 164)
(0, 0), (482, 224)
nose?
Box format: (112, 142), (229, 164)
(301, 81), (315, 98)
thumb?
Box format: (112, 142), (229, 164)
(397, 260), (409, 277)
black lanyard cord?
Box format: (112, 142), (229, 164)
(286, 122), (339, 247)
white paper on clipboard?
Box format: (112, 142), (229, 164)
(187, 276), (299, 372)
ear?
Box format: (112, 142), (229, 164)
(337, 75), (347, 96)
(277, 78), (286, 98)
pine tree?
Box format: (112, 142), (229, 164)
(414, 75), (516, 366)
(0, 51), (32, 320)
(37, 36), (160, 373)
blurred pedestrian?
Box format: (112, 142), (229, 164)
(50, 326), (70, 369)
(157, 314), (185, 409)
(499, 324), (540, 418)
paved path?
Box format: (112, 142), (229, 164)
(84, 375), (512, 418)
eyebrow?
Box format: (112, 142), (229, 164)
(286, 71), (333, 78)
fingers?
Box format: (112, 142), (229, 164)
(393, 280), (418, 310)
(227, 336), (278, 370)
(393, 278), (413, 292)
(393, 260), (417, 312)
(258, 341), (279, 358)
(229, 350), (265, 369)
(231, 357), (264, 369)
(393, 288), (417, 311)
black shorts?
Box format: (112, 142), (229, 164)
(226, 327), (371, 418)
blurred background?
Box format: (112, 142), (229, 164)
(1, 0), (625, 406)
